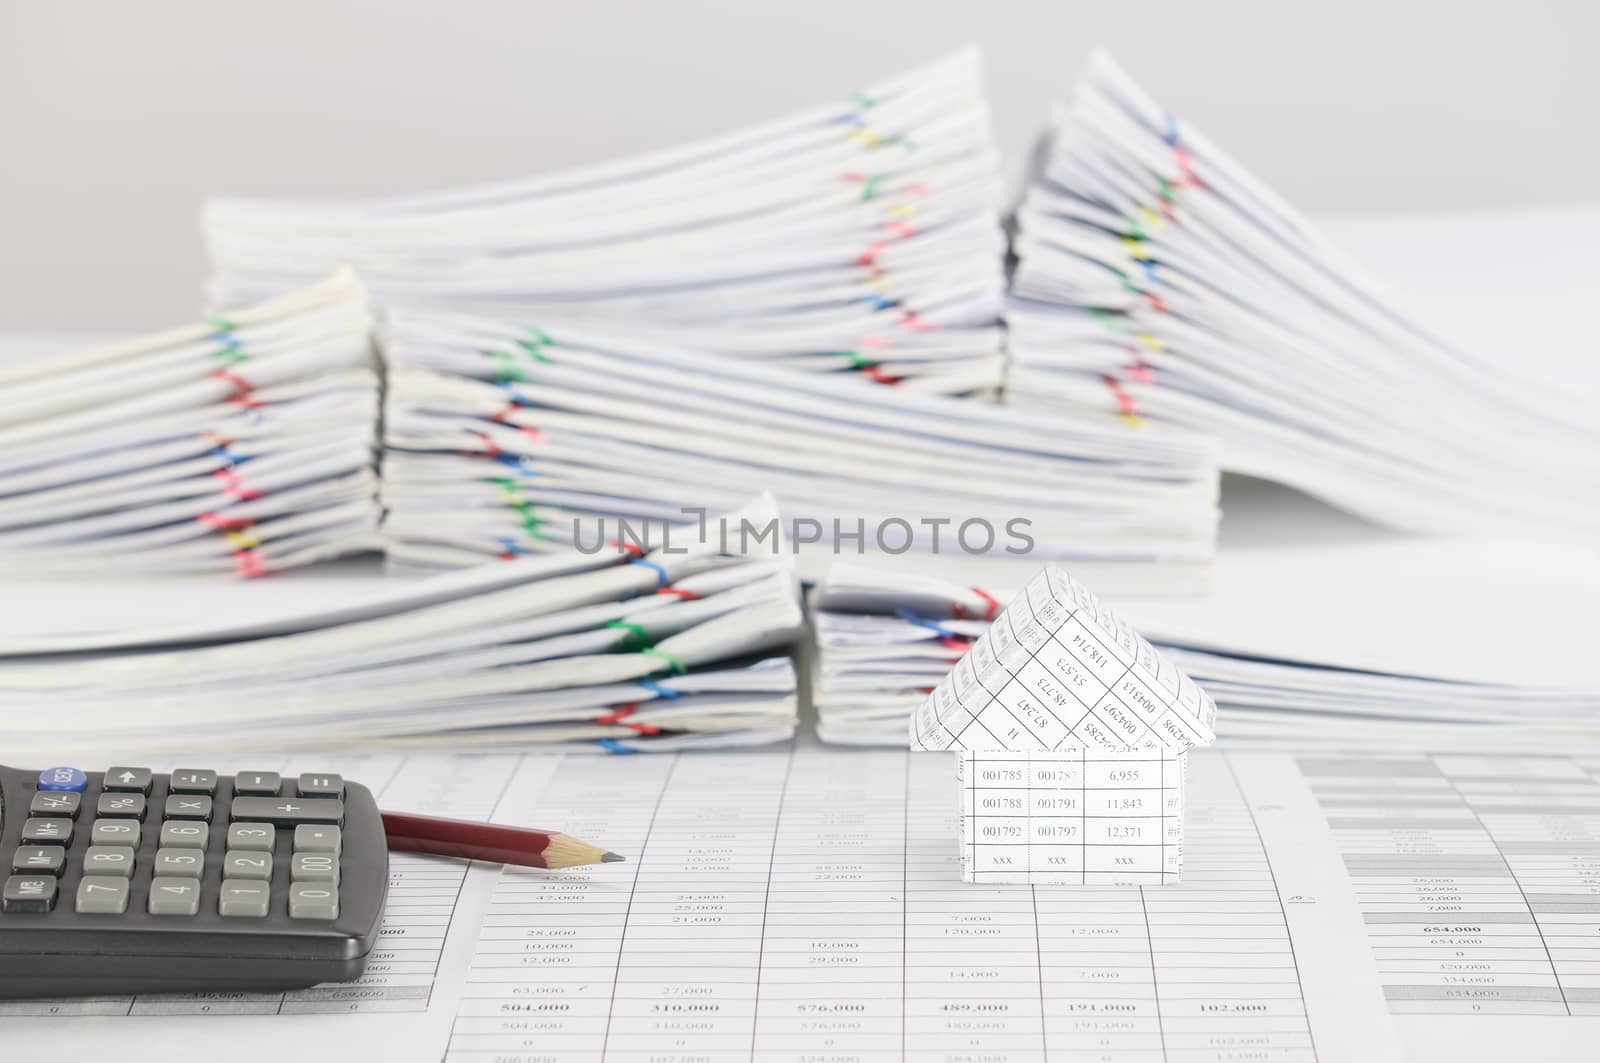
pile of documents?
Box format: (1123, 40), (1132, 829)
(378, 308), (1218, 588)
(811, 562), (1600, 749)
(1007, 50), (1600, 539)
(0, 500), (802, 760)
(0, 271), (379, 577)
(205, 50), (1007, 395)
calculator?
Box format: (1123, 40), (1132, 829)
(0, 763), (388, 999)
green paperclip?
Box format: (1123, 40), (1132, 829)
(495, 478), (548, 540)
(486, 349), (527, 383)
(606, 621), (652, 652)
(641, 647), (687, 675)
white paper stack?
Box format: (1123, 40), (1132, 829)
(0, 271), (380, 578)
(0, 499), (802, 760)
(813, 562), (1600, 750)
(378, 309), (1219, 589)
(205, 51), (1007, 395)
(1007, 50), (1600, 539)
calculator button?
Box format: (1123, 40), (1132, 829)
(164, 795), (213, 821)
(11, 847), (66, 876)
(36, 767), (87, 792)
(3, 875), (57, 913)
(76, 876), (130, 914)
(291, 852), (339, 884)
(227, 823), (276, 852)
(83, 846), (137, 878)
(29, 791), (81, 818)
(153, 848), (205, 878)
(148, 878), (201, 916)
(90, 819), (140, 847)
(218, 881), (271, 917)
(230, 797), (343, 827)
(233, 772), (281, 796)
(296, 773), (344, 798)
(159, 821), (209, 849)
(294, 825), (342, 854)
(103, 767), (153, 794)
(96, 793), (146, 819)
(21, 817), (72, 845)
(223, 852), (273, 881)
(169, 769), (218, 794)
(288, 883), (339, 920)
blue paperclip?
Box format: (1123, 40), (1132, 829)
(632, 557), (670, 588)
(895, 608), (960, 640)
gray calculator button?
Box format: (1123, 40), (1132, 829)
(218, 880), (271, 917)
(83, 846), (137, 878)
(291, 852), (339, 884)
(76, 876), (130, 914)
(96, 792), (146, 819)
(169, 769), (217, 794)
(294, 825), (342, 854)
(224, 852), (273, 881)
(103, 767), (152, 794)
(90, 819), (141, 847)
(288, 883), (339, 920)
(159, 821), (209, 849)
(22, 817), (73, 845)
(164, 795), (213, 821)
(230, 797), (343, 827)
(232, 772), (281, 796)
(296, 773), (344, 797)
(227, 823), (275, 852)
(29, 791), (81, 818)
(11, 847), (66, 876)
(153, 848), (205, 877)
(148, 878), (202, 916)
(3, 875), (58, 913)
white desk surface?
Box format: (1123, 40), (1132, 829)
(2, 207), (1597, 688)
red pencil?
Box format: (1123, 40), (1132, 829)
(381, 810), (625, 869)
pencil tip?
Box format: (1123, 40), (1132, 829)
(601, 851), (626, 863)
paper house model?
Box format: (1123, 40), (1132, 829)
(910, 565), (1216, 884)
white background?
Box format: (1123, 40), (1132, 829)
(3, 0), (1598, 329)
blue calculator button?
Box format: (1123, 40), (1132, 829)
(37, 767), (88, 792)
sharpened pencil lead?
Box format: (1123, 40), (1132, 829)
(602, 851), (626, 863)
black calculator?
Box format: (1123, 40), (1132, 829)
(0, 763), (388, 999)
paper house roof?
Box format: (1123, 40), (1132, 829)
(911, 565), (1216, 754)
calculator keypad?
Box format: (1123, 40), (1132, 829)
(147, 878), (201, 916)
(218, 880), (270, 918)
(233, 772), (281, 796)
(3, 767), (350, 922)
(103, 768), (153, 794)
(76, 876), (130, 913)
(3, 875), (57, 913)
(29, 792), (80, 818)
(164, 795), (212, 821)
(168, 770), (217, 794)
(96, 793), (145, 819)
(21, 818), (71, 845)
(12, 847), (65, 876)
